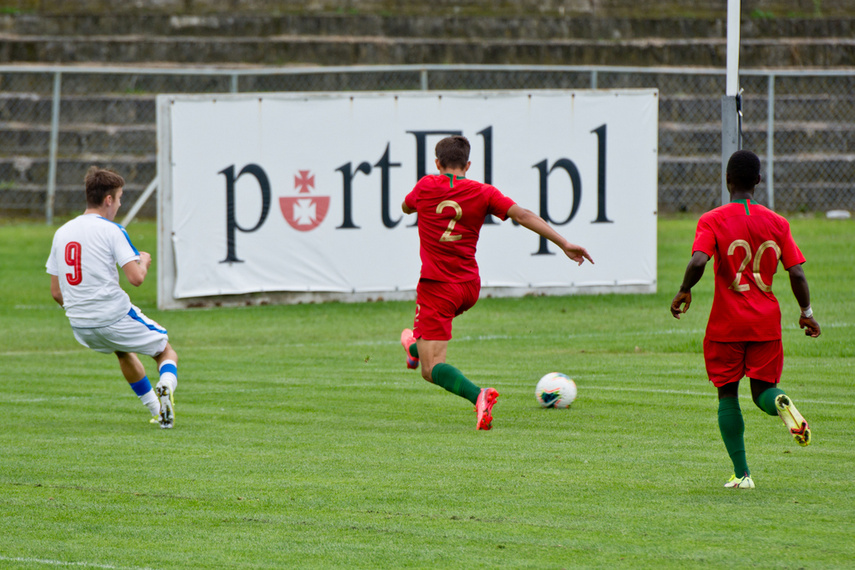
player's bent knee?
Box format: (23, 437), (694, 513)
(155, 344), (178, 363)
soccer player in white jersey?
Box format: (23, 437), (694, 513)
(46, 167), (178, 428)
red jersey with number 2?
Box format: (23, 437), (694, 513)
(692, 199), (805, 342)
(405, 174), (516, 283)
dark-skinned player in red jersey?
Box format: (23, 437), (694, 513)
(671, 149), (821, 489)
(399, 135), (594, 430)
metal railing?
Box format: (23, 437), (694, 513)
(0, 64), (852, 221)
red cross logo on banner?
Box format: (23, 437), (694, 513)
(280, 170), (330, 232)
(295, 170), (314, 194)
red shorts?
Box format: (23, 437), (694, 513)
(703, 338), (783, 387)
(413, 278), (480, 341)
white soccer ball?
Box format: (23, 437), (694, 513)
(535, 372), (577, 409)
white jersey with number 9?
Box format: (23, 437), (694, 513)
(46, 213), (140, 328)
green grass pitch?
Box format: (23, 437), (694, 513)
(1, 216), (853, 568)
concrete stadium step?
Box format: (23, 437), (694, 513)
(3, 13), (854, 41)
(0, 93), (155, 124)
(660, 95), (855, 124)
(5, 118), (852, 159)
(1, 68), (850, 98)
(15, 92), (853, 128)
(659, 183), (855, 213)
(659, 123), (855, 156)
(2, 35), (853, 68)
(0, 185), (156, 218)
(0, 152), (156, 216)
(13, 0), (855, 18)
(658, 155), (855, 187)
(0, 155), (154, 183)
(5, 88), (853, 151)
(0, 123), (154, 156)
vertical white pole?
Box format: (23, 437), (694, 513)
(722, 0), (742, 204)
(156, 96), (174, 310)
(726, 0), (741, 97)
(46, 71), (62, 225)
(766, 75), (775, 210)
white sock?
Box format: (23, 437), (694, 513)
(157, 359), (178, 393)
(140, 390), (160, 416)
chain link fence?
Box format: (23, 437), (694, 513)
(0, 64), (853, 220)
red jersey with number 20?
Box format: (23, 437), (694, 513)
(405, 174), (516, 283)
(692, 199), (805, 342)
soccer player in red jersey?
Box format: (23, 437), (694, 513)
(399, 135), (593, 430)
(670, 150), (821, 489)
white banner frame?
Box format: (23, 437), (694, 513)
(157, 89), (658, 309)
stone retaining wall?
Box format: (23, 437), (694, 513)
(2, 13), (853, 39)
(4, 0), (853, 17)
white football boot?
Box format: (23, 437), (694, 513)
(724, 474), (755, 489)
(775, 394), (810, 446)
(156, 385), (175, 429)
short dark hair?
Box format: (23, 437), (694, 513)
(435, 135), (470, 169)
(84, 166), (124, 207)
(726, 150), (761, 189)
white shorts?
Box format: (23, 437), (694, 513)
(71, 305), (169, 357)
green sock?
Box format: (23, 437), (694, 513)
(756, 387), (785, 416)
(431, 363), (481, 405)
(718, 397), (750, 477)
(409, 343), (419, 359)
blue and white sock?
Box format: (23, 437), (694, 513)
(157, 360), (178, 393)
(129, 376), (160, 417)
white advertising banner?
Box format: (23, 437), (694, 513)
(156, 89), (658, 308)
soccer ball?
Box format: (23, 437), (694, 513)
(535, 372), (577, 409)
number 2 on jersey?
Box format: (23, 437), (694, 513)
(437, 200), (463, 242)
(727, 239), (781, 292)
(65, 241), (83, 285)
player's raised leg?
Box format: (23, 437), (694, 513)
(417, 338), (498, 430)
(154, 344), (178, 429)
(400, 328), (419, 369)
(774, 394), (810, 446)
(475, 387), (499, 431)
(751, 380), (810, 446)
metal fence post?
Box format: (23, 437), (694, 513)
(766, 74), (775, 210)
(420, 69), (428, 91)
(46, 70), (62, 225)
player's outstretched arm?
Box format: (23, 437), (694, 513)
(122, 251), (151, 287)
(506, 205), (593, 265)
(670, 251), (710, 319)
(786, 263), (821, 337)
